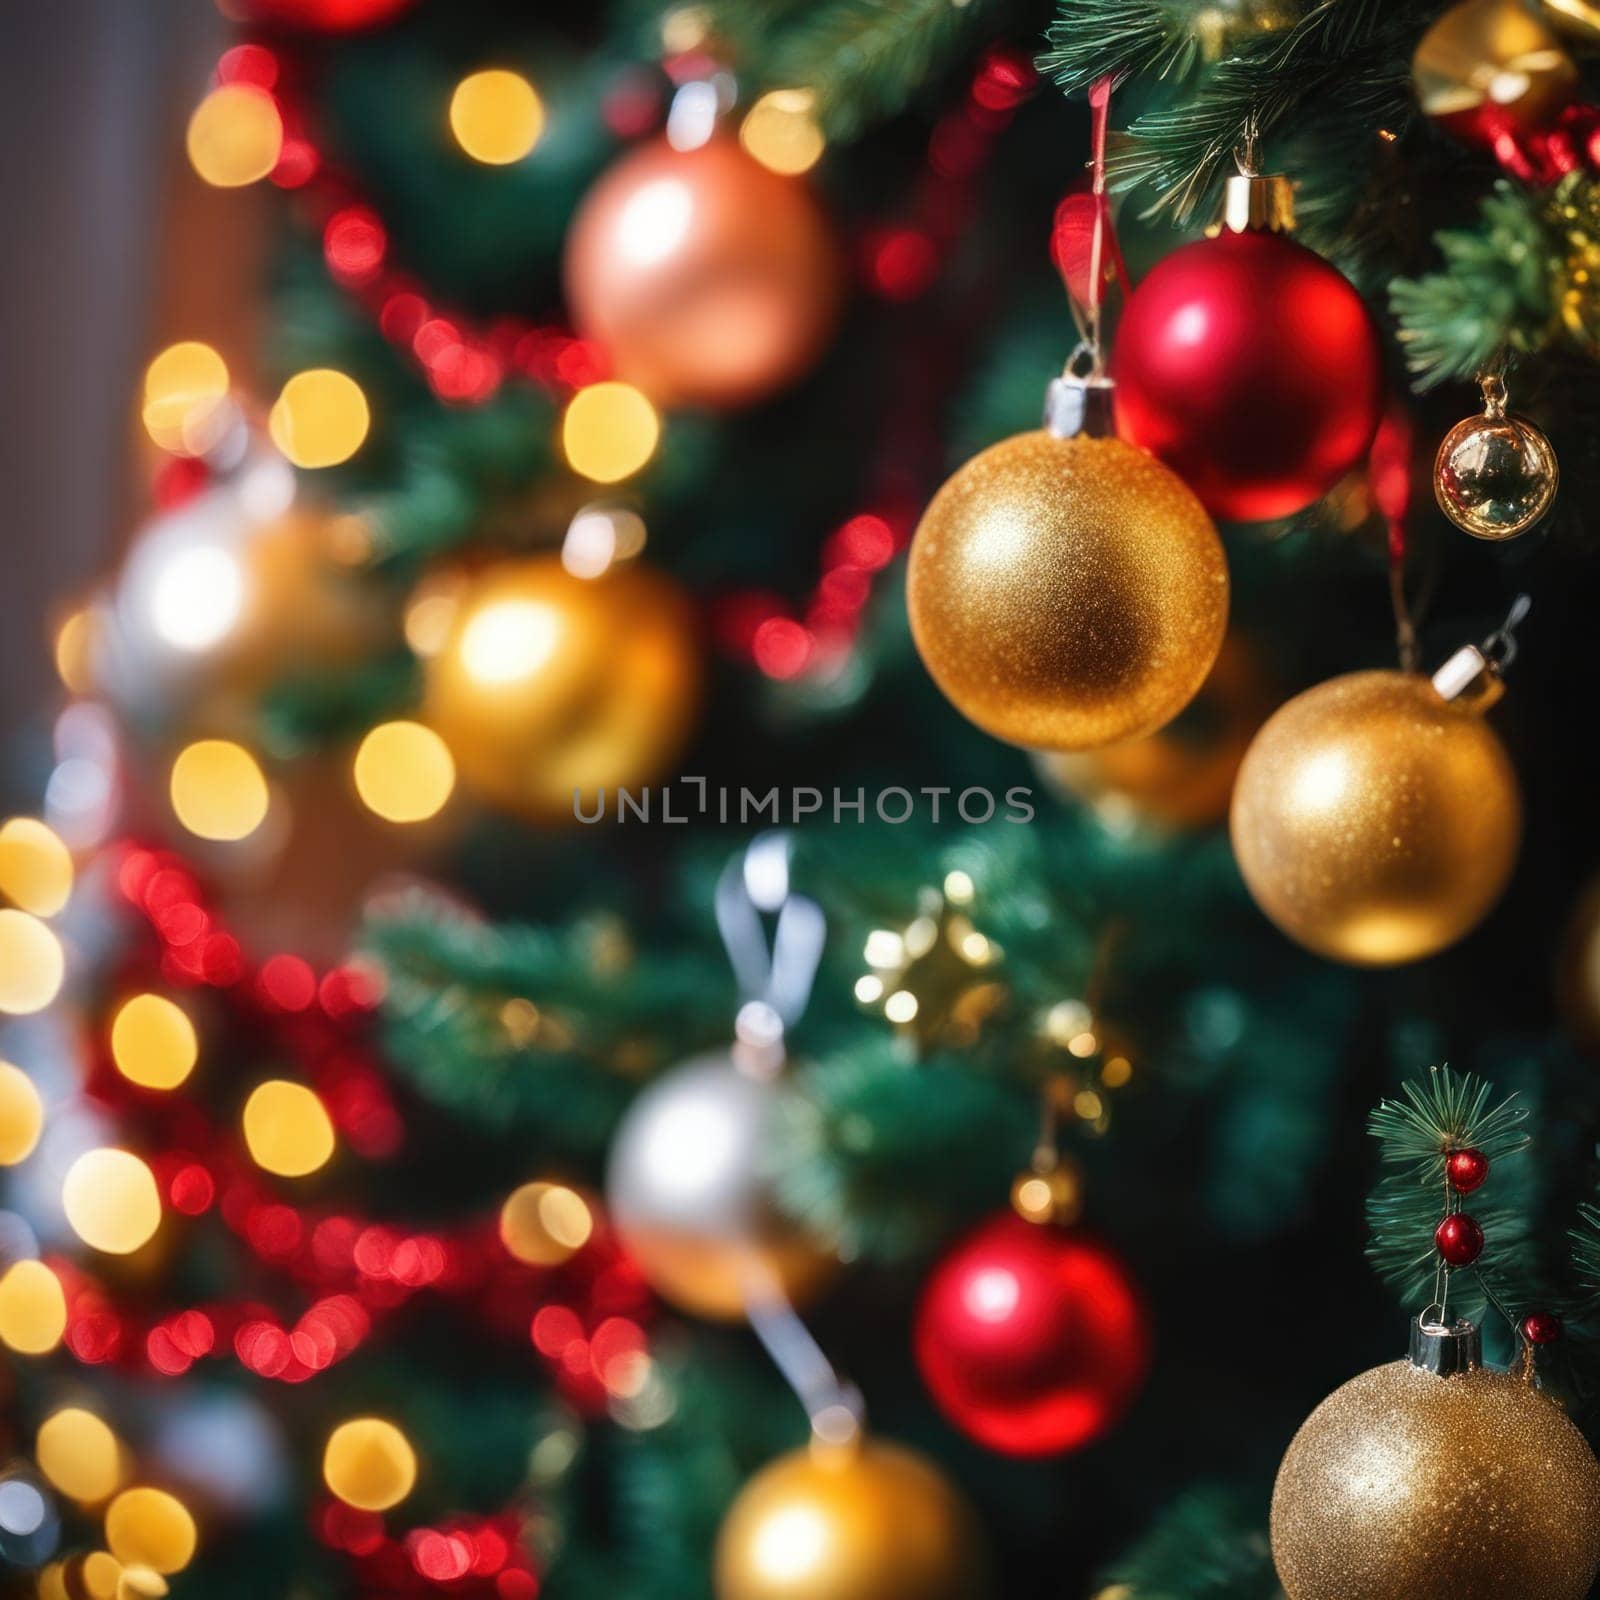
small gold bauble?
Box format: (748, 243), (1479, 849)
(1230, 670), (1520, 965)
(1034, 634), (1269, 829)
(907, 432), (1228, 752)
(1271, 1359), (1600, 1599)
(714, 1438), (988, 1600)
(1434, 382), (1558, 540)
(422, 556), (701, 824)
(1413, 0), (1578, 146)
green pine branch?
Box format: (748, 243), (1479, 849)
(1390, 182), (1559, 390)
(1365, 1066), (1534, 1327)
(771, 0), (1007, 141)
(1096, 1484), (1282, 1600)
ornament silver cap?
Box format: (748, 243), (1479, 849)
(1410, 1312), (1482, 1376)
(1044, 374), (1116, 440)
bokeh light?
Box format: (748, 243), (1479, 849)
(458, 597), (561, 685)
(242, 1080), (336, 1177)
(54, 607), (97, 695)
(0, 909), (65, 1015)
(140, 342), (230, 455)
(268, 369), (371, 468)
(104, 1488), (196, 1575)
(323, 1418), (417, 1510)
(0, 1259), (67, 1354)
(499, 1181), (593, 1266)
(109, 995), (199, 1091)
(148, 543), (246, 654)
(352, 722), (456, 823)
(186, 84), (283, 188)
(168, 741), (270, 843)
(62, 1149), (163, 1255)
(739, 89), (826, 175)
(0, 1060), (45, 1165)
(37, 1409), (125, 1504)
(0, 817), (73, 917)
(117, 1566), (169, 1599)
(562, 382), (659, 483)
(449, 69), (544, 165)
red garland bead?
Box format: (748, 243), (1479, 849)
(239, 0), (414, 30)
(1523, 1311), (1563, 1345)
(1435, 1212), (1485, 1267)
(1446, 1146), (1490, 1195)
(1111, 228), (1385, 522)
(913, 1211), (1148, 1457)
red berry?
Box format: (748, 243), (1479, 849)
(1445, 1147), (1490, 1194)
(1523, 1311), (1563, 1345)
(1435, 1213), (1484, 1266)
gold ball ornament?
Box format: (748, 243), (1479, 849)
(1413, 0), (1579, 148)
(1434, 376), (1557, 540)
(1272, 1343), (1600, 1599)
(714, 1437), (988, 1600)
(1033, 634), (1270, 829)
(1230, 670), (1520, 965)
(564, 134), (842, 410)
(422, 556), (701, 824)
(907, 429), (1228, 751)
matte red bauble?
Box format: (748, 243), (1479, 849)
(914, 1212), (1148, 1457)
(1112, 228), (1384, 522)
(240, 0), (414, 30)
(564, 136), (841, 410)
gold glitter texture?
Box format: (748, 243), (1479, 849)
(907, 432), (1228, 751)
(1230, 670), (1520, 965)
(1272, 1359), (1600, 1599)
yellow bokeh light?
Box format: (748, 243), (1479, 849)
(0, 1259), (67, 1354)
(55, 607), (97, 695)
(38, 1563), (70, 1600)
(0, 1060), (45, 1166)
(104, 1488), (197, 1575)
(0, 818), (74, 918)
(37, 1408), (125, 1503)
(140, 342), (230, 455)
(268, 369), (371, 469)
(323, 1418), (417, 1511)
(62, 1149), (163, 1255)
(81, 1552), (121, 1600)
(739, 89), (826, 175)
(499, 1181), (593, 1266)
(242, 1080), (336, 1177)
(109, 995), (198, 1092)
(562, 382), (659, 484)
(352, 722), (456, 824)
(449, 69), (545, 165)
(186, 84), (282, 188)
(117, 1568), (169, 1600)
(0, 909), (65, 1015)
(168, 740), (270, 843)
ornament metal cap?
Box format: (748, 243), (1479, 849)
(1044, 372), (1116, 440)
(1409, 1311), (1483, 1376)
(1213, 170), (1296, 235)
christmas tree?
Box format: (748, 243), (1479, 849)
(6, 1), (1600, 1595)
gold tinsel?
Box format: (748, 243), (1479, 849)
(1550, 171), (1600, 353)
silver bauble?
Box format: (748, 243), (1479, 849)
(605, 1051), (834, 1320)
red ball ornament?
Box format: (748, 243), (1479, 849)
(914, 1211), (1148, 1457)
(1435, 1212), (1484, 1266)
(564, 135), (842, 410)
(240, 0), (414, 30)
(1112, 208), (1384, 522)
(1524, 1310), (1564, 1345)
(1445, 1146), (1490, 1194)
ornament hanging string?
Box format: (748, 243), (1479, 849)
(1051, 75), (1126, 374)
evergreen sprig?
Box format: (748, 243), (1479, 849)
(1095, 1484), (1282, 1600)
(1366, 1067), (1533, 1326)
(1390, 183), (1559, 389)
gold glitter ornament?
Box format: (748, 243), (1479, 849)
(907, 379), (1228, 752)
(1230, 665), (1520, 965)
(1272, 1318), (1600, 1600)
(1434, 373), (1558, 540)
(714, 1436), (988, 1600)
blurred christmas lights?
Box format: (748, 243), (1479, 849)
(35, 1409), (125, 1505)
(561, 382), (659, 482)
(448, 69), (545, 165)
(62, 1150), (163, 1256)
(739, 89), (826, 175)
(0, 818), (73, 917)
(0, 1260), (68, 1354)
(0, 910), (65, 1015)
(140, 343), (232, 457)
(103, 1488), (196, 1575)
(499, 1182), (593, 1266)
(108, 995), (199, 1092)
(241, 1081), (336, 1177)
(0, 1062), (45, 1165)
(268, 370), (371, 468)
(186, 85), (283, 188)
(168, 741), (270, 843)
(351, 722), (455, 824)
(323, 1418), (416, 1511)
